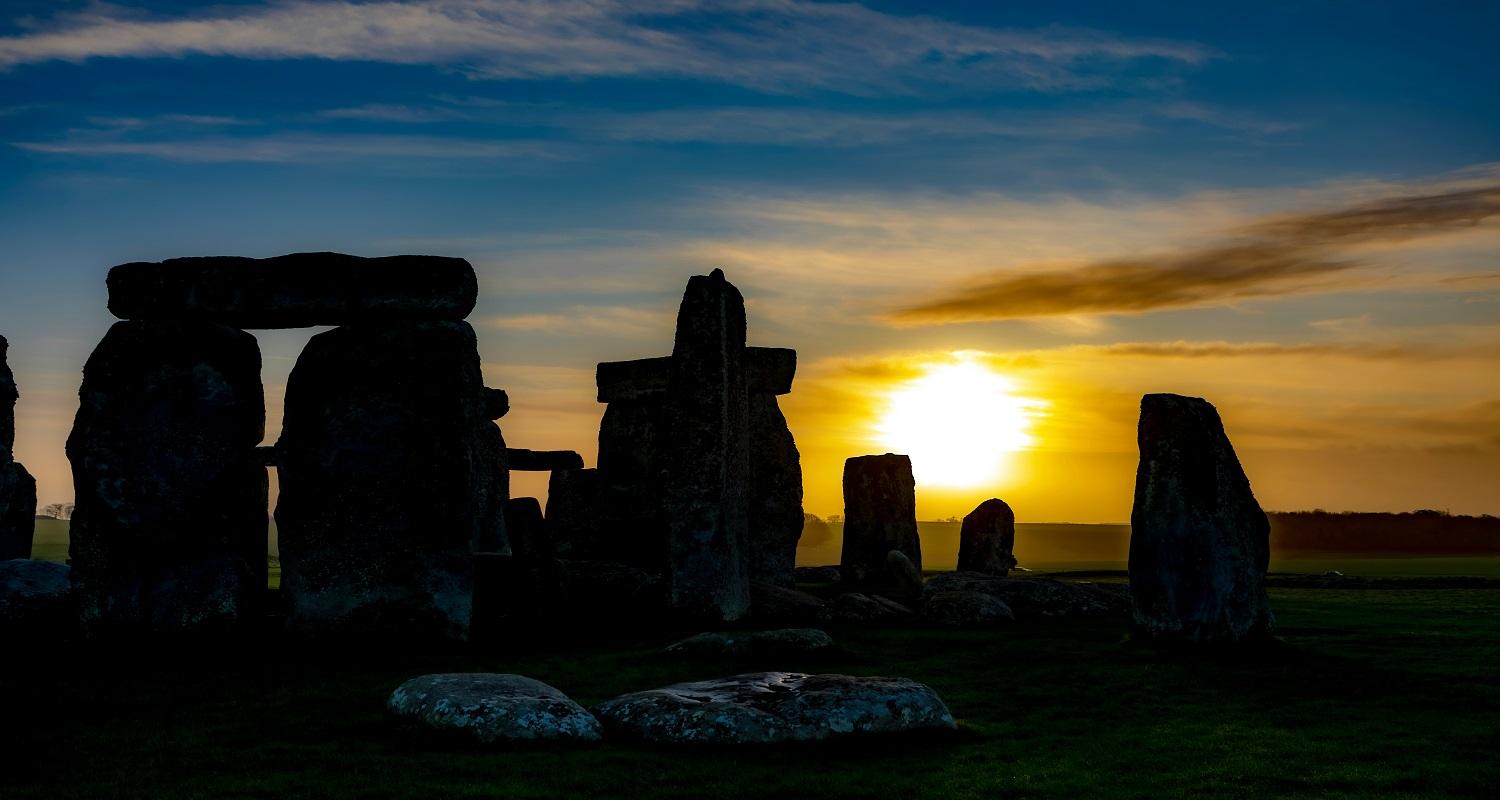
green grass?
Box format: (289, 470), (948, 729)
(4, 584), (1497, 799)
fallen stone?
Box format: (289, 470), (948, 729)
(0, 559), (71, 635)
(840, 454), (920, 586)
(882, 549), (924, 604)
(749, 581), (825, 624)
(794, 565), (842, 584)
(661, 269), (751, 622)
(815, 592), (914, 627)
(920, 590), (1015, 629)
(107, 252), (477, 328)
(957, 498), (1017, 576)
(276, 321), (499, 639)
(664, 628), (836, 657)
(66, 321), (266, 633)
(504, 449), (584, 472)
(1130, 393), (1274, 643)
(747, 392), (803, 587)
(387, 673), (602, 745)
(922, 573), (1128, 620)
(594, 672), (955, 744)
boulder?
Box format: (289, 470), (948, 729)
(594, 672), (955, 744)
(794, 565), (842, 584)
(0, 559), (72, 635)
(107, 252), (477, 328)
(664, 628), (836, 657)
(1129, 393), (1274, 643)
(920, 590), (1015, 629)
(922, 572), (1127, 620)
(816, 592), (914, 627)
(749, 582), (825, 625)
(276, 321), (500, 639)
(840, 454), (920, 586)
(545, 468), (604, 560)
(661, 269), (752, 622)
(66, 321), (266, 633)
(957, 498), (1016, 576)
(387, 673), (602, 745)
(746, 392), (803, 587)
(882, 549), (924, 603)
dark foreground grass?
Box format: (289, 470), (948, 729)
(3, 585), (1498, 799)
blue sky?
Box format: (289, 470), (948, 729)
(1, 1), (1496, 520)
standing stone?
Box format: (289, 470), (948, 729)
(276, 321), (498, 639)
(67, 321), (266, 633)
(1129, 393), (1274, 643)
(840, 454), (920, 586)
(661, 269), (751, 622)
(594, 399), (670, 567)
(747, 392), (803, 586)
(546, 468), (603, 559)
(957, 498), (1017, 576)
(0, 336), (36, 561)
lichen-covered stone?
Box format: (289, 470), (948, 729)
(747, 393), (802, 587)
(387, 673), (602, 745)
(664, 628), (836, 657)
(920, 590), (1015, 629)
(594, 672), (955, 744)
(66, 321), (266, 633)
(0, 559), (71, 635)
(276, 321), (499, 639)
(107, 252), (477, 328)
(661, 269), (751, 622)
(1130, 393), (1274, 643)
(840, 454), (920, 586)
(957, 498), (1016, 576)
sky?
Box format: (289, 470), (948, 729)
(0, 0), (1496, 523)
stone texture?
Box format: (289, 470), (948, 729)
(749, 582), (825, 625)
(1130, 393), (1274, 643)
(276, 321), (501, 639)
(664, 628), (836, 657)
(747, 392), (802, 587)
(0, 559), (72, 635)
(815, 592), (914, 627)
(594, 672), (955, 744)
(545, 468), (604, 560)
(107, 252), (477, 329)
(840, 454), (920, 586)
(387, 673), (602, 745)
(957, 498), (1016, 576)
(661, 269), (751, 622)
(66, 321), (266, 633)
(920, 590), (1015, 629)
(0, 336), (36, 561)
(921, 573), (1128, 620)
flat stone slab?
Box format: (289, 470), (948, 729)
(664, 628), (836, 657)
(596, 347), (796, 402)
(594, 672), (956, 744)
(505, 448), (585, 472)
(387, 673), (602, 745)
(107, 252), (477, 328)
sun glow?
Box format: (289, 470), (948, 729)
(875, 356), (1044, 489)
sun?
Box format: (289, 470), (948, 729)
(875, 355), (1044, 489)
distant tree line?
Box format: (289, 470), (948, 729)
(1269, 510), (1500, 555)
(37, 503), (74, 521)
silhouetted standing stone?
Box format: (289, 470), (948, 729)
(594, 398), (670, 567)
(1129, 393), (1274, 643)
(107, 252), (477, 328)
(747, 392), (803, 586)
(276, 321), (498, 639)
(957, 498), (1016, 576)
(1, 335), (36, 561)
(662, 269), (751, 622)
(546, 468), (603, 559)
(840, 454), (920, 586)
(67, 321), (266, 633)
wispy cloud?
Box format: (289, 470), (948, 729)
(0, 1), (1212, 95)
(13, 132), (566, 162)
(888, 174), (1500, 324)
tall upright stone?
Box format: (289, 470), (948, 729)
(957, 498), (1016, 575)
(276, 321), (499, 639)
(662, 269), (751, 621)
(1129, 393), (1274, 643)
(840, 454), (920, 586)
(66, 321), (266, 633)
(0, 335), (37, 560)
(546, 468), (604, 559)
(748, 392), (803, 586)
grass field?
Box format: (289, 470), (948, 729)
(3, 581), (1497, 799)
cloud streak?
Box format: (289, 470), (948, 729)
(889, 180), (1500, 324)
(0, 1), (1211, 95)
